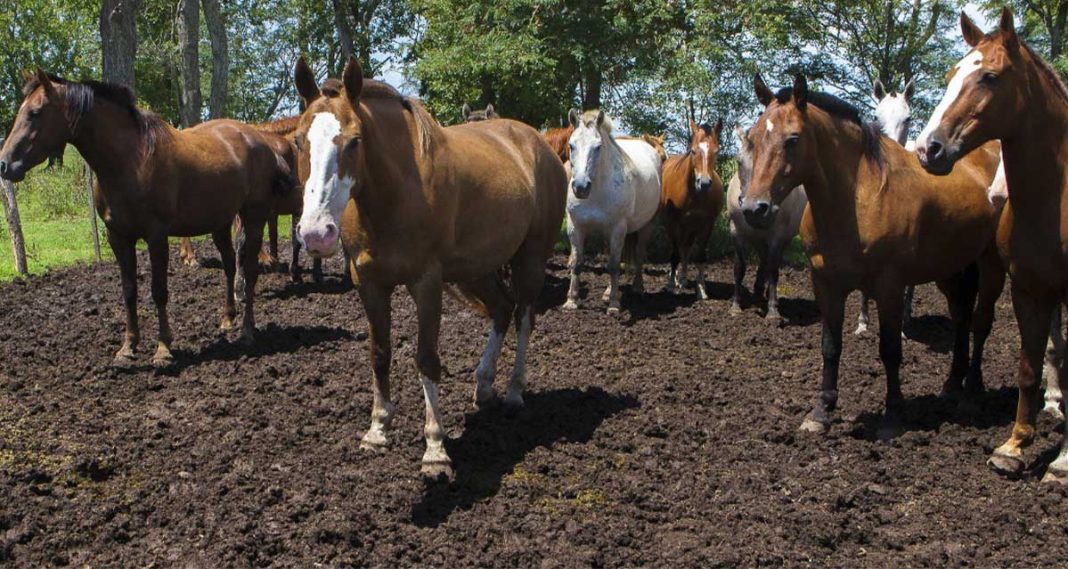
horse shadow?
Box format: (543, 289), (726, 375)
(410, 386), (639, 528)
(847, 386), (1019, 440)
(161, 323), (353, 374)
(903, 314), (954, 354)
(620, 289), (701, 325)
(260, 276), (352, 301)
(779, 297), (820, 327)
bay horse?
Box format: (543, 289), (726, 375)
(915, 8), (1068, 481)
(0, 70), (293, 364)
(563, 109), (662, 314)
(728, 124), (807, 322)
(291, 56), (566, 477)
(742, 73), (1003, 438)
(462, 103), (499, 122)
(178, 115), (323, 284)
(661, 119), (725, 300)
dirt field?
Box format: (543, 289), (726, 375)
(1, 246), (1066, 567)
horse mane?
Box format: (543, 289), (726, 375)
(1017, 39), (1068, 104)
(22, 74), (171, 160)
(774, 87), (884, 169)
(255, 115), (300, 136)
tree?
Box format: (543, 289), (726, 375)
(100, 0), (139, 88)
(202, 0), (229, 119)
(177, 0), (201, 127)
(984, 1), (1068, 75)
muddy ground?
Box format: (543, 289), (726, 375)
(1, 244), (1066, 567)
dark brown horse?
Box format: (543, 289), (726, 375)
(743, 73), (1003, 439)
(0, 70), (293, 364)
(660, 119), (725, 301)
(916, 8), (1068, 482)
(291, 57), (566, 477)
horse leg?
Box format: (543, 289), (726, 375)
(211, 228), (238, 331)
(358, 281), (396, 450)
(146, 236), (174, 366)
(234, 220), (247, 304)
(967, 248), (1006, 395)
(902, 285), (916, 330)
(874, 283), (907, 439)
(460, 275), (514, 409)
(603, 224), (628, 314)
(289, 220), (303, 283)
(936, 266), (976, 397)
(1043, 306), (1065, 419)
(630, 222), (653, 295)
(505, 249), (549, 410)
(989, 281), (1055, 477)
(800, 279), (846, 434)
(730, 239), (747, 315)
(340, 248), (353, 288)
(753, 244), (768, 302)
(667, 232), (680, 293)
(855, 292), (872, 336)
(178, 237), (197, 267)
(765, 241), (786, 324)
(1044, 301), (1068, 483)
(237, 213), (266, 344)
(108, 229), (140, 363)
(693, 227), (713, 300)
(407, 269), (452, 479)
(564, 222), (584, 310)
(262, 214), (279, 269)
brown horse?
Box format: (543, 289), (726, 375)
(178, 115), (323, 284)
(0, 70), (293, 364)
(544, 125), (574, 163)
(291, 57), (566, 477)
(742, 73), (1003, 438)
(660, 119), (725, 300)
(915, 8), (1068, 482)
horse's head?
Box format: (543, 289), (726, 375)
(873, 79), (913, 146)
(687, 118), (722, 193)
(462, 103), (499, 122)
(0, 69), (77, 182)
(292, 56), (366, 258)
(567, 108), (610, 199)
(917, 8), (1024, 175)
(743, 73), (815, 229)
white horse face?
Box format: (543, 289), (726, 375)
(875, 93), (911, 145)
(567, 109), (606, 199)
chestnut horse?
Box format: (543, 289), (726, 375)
(660, 119), (725, 300)
(915, 8), (1068, 482)
(0, 71), (293, 364)
(291, 57), (566, 477)
(544, 125), (574, 163)
(742, 74), (1003, 438)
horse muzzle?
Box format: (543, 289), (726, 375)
(916, 135), (957, 176)
(298, 222), (340, 258)
(0, 159), (26, 183)
(741, 198), (777, 230)
(694, 177), (713, 193)
(571, 180), (592, 200)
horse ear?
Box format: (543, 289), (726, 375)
(792, 74), (809, 111)
(34, 68), (57, 102)
(462, 103), (472, 119)
(595, 110), (605, 128)
(999, 6), (1017, 45)
(873, 79), (885, 101)
(961, 11), (984, 47)
(568, 108), (580, 127)
(903, 79), (915, 100)
(754, 73), (773, 107)
(342, 56), (363, 108)
(294, 57), (320, 104)
(689, 119), (699, 136)
(714, 118), (723, 138)
(485, 103), (495, 117)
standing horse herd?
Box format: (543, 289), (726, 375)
(1, 7), (1067, 483)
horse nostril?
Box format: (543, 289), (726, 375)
(324, 223), (337, 239)
(927, 139), (944, 159)
(754, 201), (770, 217)
(0, 161), (7, 175)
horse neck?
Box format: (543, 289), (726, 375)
(665, 153), (694, 203)
(594, 131), (629, 189)
(72, 98), (163, 188)
(801, 117), (868, 237)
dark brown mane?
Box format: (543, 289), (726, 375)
(22, 74), (171, 160)
(1017, 39), (1068, 104)
(775, 87), (884, 169)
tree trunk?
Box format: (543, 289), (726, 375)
(201, 0), (229, 119)
(177, 0), (202, 128)
(332, 0), (356, 62)
(99, 0), (138, 88)
(1, 179), (27, 276)
(582, 68), (602, 110)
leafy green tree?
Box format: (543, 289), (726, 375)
(982, 1), (1068, 76)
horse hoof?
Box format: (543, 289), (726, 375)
(359, 431), (390, 451)
(239, 329), (256, 346)
(474, 391), (500, 410)
(729, 303), (743, 316)
(421, 461), (455, 482)
(219, 318), (236, 332)
(563, 299), (579, 310)
(799, 418), (829, 434)
(1042, 467), (1068, 484)
(606, 306), (621, 316)
(503, 393), (525, 415)
(151, 347), (174, 367)
(765, 314), (784, 327)
(113, 350), (136, 366)
(697, 288), (709, 301)
(988, 451), (1025, 477)
(854, 323), (869, 336)
(1043, 402), (1065, 420)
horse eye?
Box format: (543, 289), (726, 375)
(344, 136), (361, 151)
(784, 134), (800, 148)
(981, 72), (999, 83)
(27, 109), (40, 118)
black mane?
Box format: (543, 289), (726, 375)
(774, 87), (884, 167)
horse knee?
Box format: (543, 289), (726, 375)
(416, 351), (442, 379)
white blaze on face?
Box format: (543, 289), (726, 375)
(299, 112), (354, 240)
(698, 141), (710, 159)
(875, 94), (911, 146)
(766, 119), (775, 133)
(917, 50), (984, 148)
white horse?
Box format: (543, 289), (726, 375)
(728, 124), (807, 322)
(855, 79), (918, 335)
(564, 109), (662, 314)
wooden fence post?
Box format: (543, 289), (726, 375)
(84, 161), (102, 261)
(0, 177), (28, 276)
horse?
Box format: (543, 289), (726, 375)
(914, 8), (1068, 481)
(544, 125), (574, 163)
(855, 79), (918, 335)
(177, 116), (324, 284)
(0, 70), (293, 364)
(741, 73), (1004, 439)
(462, 103), (499, 122)
(660, 119), (725, 300)
(563, 109), (662, 314)
(290, 56), (566, 477)
(728, 124), (807, 322)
